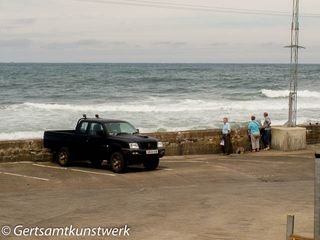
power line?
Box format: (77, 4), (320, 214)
(130, 0), (290, 15)
(77, 0), (320, 18)
(78, 0), (289, 16)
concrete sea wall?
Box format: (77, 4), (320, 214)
(0, 124), (319, 163)
(0, 139), (51, 163)
(147, 127), (251, 155)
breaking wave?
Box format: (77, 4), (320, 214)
(261, 89), (320, 99)
(14, 99), (319, 113)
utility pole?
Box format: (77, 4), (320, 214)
(286, 0), (304, 127)
(315, 153), (320, 240)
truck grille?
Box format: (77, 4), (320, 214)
(139, 142), (157, 149)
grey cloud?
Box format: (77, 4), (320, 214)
(46, 40), (103, 49)
(75, 0), (102, 3)
(12, 18), (36, 25)
(209, 42), (229, 47)
(154, 41), (171, 45)
(0, 39), (32, 48)
(0, 18), (36, 31)
(259, 42), (280, 47)
(153, 41), (188, 47)
(75, 39), (104, 47)
(2, 18), (36, 28)
(109, 41), (127, 46)
(45, 42), (71, 49)
(44, 40), (129, 50)
(77, 40), (128, 47)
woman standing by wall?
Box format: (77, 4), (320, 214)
(248, 115), (261, 152)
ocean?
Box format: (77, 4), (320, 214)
(0, 63), (319, 140)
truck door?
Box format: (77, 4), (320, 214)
(86, 122), (106, 160)
(74, 121), (90, 160)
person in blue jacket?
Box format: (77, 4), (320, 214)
(248, 115), (261, 152)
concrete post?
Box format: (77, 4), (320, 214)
(286, 215), (295, 240)
(315, 152), (320, 240)
(272, 127), (306, 151)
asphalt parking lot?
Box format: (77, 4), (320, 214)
(0, 146), (318, 240)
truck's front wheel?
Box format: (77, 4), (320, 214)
(110, 152), (125, 173)
(57, 147), (70, 166)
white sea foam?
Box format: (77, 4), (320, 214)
(261, 89), (320, 99)
(0, 131), (43, 140)
(15, 99), (319, 113)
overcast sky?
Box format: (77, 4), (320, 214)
(1, 0), (320, 63)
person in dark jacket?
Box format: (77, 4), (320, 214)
(261, 112), (271, 150)
(221, 117), (232, 155)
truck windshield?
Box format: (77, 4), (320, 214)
(104, 122), (137, 136)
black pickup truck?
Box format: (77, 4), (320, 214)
(43, 115), (165, 173)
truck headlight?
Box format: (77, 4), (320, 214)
(129, 143), (139, 149)
(157, 142), (164, 148)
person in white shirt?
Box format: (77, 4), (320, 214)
(221, 117), (232, 155)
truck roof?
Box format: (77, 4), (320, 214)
(78, 118), (128, 124)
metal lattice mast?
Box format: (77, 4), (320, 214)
(286, 0), (304, 127)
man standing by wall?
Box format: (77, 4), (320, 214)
(262, 112), (272, 150)
(222, 117), (232, 155)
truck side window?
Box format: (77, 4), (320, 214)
(88, 123), (103, 136)
(105, 123), (120, 135)
(79, 121), (89, 134)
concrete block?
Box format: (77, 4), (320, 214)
(271, 127), (306, 151)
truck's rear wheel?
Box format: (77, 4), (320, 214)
(143, 158), (159, 170)
(58, 147), (70, 166)
(110, 152), (125, 173)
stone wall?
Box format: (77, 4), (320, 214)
(0, 139), (51, 163)
(305, 124), (320, 144)
(147, 128), (251, 156)
(0, 124), (319, 162)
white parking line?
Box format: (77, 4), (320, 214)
(32, 163), (116, 177)
(166, 160), (204, 163)
(32, 163), (68, 170)
(70, 168), (116, 177)
(0, 171), (49, 181)
(0, 161), (34, 165)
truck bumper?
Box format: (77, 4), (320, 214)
(123, 148), (165, 165)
